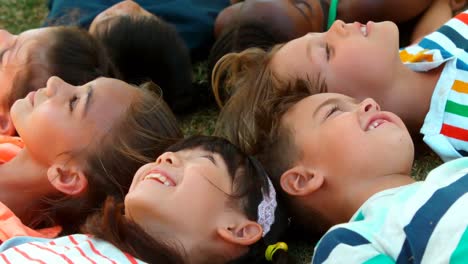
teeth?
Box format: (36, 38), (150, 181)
(144, 172), (173, 186)
(360, 25), (367, 36)
(367, 120), (386, 131)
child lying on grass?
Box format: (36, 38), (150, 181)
(0, 76), (182, 240)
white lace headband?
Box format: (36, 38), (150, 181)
(257, 175), (277, 237)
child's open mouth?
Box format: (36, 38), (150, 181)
(144, 171), (176, 186)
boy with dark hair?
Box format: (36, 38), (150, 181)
(242, 87), (468, 262)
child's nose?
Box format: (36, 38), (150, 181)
(117, 0), (141, 12)
(156, 152), (180, 166)
(329, 20), (347, 37)
(0, 29), (14, 47)
(45, 76), (71, 97)
(359, 98), (380, 113)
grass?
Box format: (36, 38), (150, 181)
(0, 1), (442, 263)
(0, 0), (47, 33)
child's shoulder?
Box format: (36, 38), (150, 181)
(425, 157), (468, 183)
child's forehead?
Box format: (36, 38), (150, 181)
(176, 147), (236, 176)
(177, 147), (227, 163)
(281, 93), (357, 125)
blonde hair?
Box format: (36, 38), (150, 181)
(212, 46), (283, 154)
(213, 45), (312, 182)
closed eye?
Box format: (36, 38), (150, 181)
(69, 95), (79, 112)
(203, 155), (216, 165)
(0, 49), (8, 67)
(325, 43), (330, 61)
(325, 104), (340, 119)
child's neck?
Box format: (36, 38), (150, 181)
(389, 63), (444, 135)
(328, 173), (416, 225)
(0, 148), (54, 224)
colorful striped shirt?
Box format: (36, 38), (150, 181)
(399, 10), (468, 162)
(0, 234), (145, 263)
(312, 157), (468, 263)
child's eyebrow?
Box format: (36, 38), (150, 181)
(205, 154), (218, 166)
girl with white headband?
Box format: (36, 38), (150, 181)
(0, 135), (292, 264)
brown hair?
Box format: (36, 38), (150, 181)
(212, 46), (282, 154)
(34, 82), (183, 235)
(83, 135), (294, 264)
(7, 26), (118, 110)
(213, 47), (329, 236)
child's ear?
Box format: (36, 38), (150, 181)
(217, 219), (263, 246)
(280, 165), (324, 196)
(0, 112), (15, 136)
(47, 164), (88, 195)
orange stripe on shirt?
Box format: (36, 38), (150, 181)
(452, 80), (468, 94)
(399, 49), (433, 63)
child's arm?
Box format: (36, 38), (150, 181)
(410, 0), (461, 44)
(339, 0), (434, 23)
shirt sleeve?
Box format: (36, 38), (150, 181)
(312, 227), (395, 264)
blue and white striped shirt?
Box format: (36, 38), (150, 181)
(312, 157), (468, 263)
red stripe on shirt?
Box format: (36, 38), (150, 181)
(14, 247), (46, 264)
(73, 244), (97, 264)
(86, 239), (117, 264)
(0, 253), (11, 264)
(65, 235), (97, 263)
(68, 235), (79, 245)
(30, 243), (73, 264)
(456, 12), (468, 24)
(124, 252), (138, 264)
(441, 123), (468, 141)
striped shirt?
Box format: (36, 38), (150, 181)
(399, 10), (468, 162)
(311, 157), (468, 264)
(0, 234), (145, 263)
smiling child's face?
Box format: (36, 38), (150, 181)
(125, 147), (237, 241)
(282, 93), (414, 184)
(271, 20), (401, 106)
